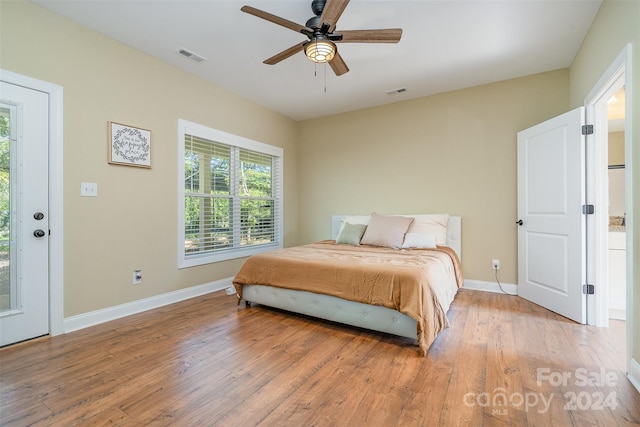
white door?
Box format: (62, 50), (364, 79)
(517, 107), (586, 324)
(0, 82), (50, 346)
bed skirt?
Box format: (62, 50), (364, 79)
(242, 284), (418, 340)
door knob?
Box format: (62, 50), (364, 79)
(33, 229), (46, 238)
(516, 219), (523, 226)
(34, 212), (44, 220)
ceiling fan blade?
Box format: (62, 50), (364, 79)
(337, 29), (403, 43)
(319, 0), (350, 33)
(241, 5), (311, 34)
(329, 52), (349, 76)
(264, 42), (306, 65)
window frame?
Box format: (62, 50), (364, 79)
(178, 119), (283, 268)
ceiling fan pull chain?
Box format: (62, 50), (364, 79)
(324, 63), (327, 93)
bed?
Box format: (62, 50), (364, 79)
(233, 214), (463, 355)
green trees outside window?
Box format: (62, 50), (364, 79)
(184, 136), (276, 255)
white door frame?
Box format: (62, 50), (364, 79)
(584, 44), (633, 367)
(0, 69), (64, 337)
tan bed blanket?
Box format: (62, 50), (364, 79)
(233, 241), (463, 355)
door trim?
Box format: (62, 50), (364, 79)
(584, 44), (633, 374)
(0, 69), (64, 337)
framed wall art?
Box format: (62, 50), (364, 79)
(108, 121), (151, 168)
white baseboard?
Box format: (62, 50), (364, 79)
(63, 277), (234, 333)
(463, 279), (518, 295)
(629, 358), (640, 395)
(61, 277), (512, 334)
(608, 308), (627, 320)
(60, 275), (639, 397)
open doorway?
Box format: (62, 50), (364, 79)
(585, 44), (633, 376)
(606, 87), (626, 321)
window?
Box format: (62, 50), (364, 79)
(178, 119), (283, 267)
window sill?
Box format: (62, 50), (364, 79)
(179, 242), (282, 268)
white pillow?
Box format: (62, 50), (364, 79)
(402, 232), (437, 249)
(406, 214), (449, 245)
(360, 213), (414, 249)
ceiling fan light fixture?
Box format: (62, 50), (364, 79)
(305, 39), (336, 63)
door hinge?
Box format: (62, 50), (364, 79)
(582, 124), (594, 135)
(582, 204), (595, 215)
(583, 284), (595, 295)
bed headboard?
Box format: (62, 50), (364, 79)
(331, 214), (462, 261)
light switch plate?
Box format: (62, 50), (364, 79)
(81, 182), (98, 197)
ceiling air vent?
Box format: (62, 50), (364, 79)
(385, 87), (407, 95)
(177, 48), (206, 63)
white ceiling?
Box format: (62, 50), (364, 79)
(32, 0), (603, 121)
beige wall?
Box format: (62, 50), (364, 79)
(298, 70), (569, 284)
(569, 0), (640, 364)
(0, 1), (299, 316)
(608, 131), (625, 165)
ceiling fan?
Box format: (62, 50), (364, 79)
(241, 0), (403, 76)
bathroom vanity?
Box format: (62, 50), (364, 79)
(608, 228), (626, 320)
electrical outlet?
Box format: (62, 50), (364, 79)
(492, 259), (500, 270)
(133, 269), (142, 284)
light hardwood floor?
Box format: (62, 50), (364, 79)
(1, 289), (639, 426)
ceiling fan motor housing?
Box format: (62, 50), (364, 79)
(311, 0), (326, 16)
(306, 15), (322, 29)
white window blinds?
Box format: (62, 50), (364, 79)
(179, 120), (283, 267)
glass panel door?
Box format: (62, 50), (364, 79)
(0, 81), (49, 346)
(0, 104), (16, 313)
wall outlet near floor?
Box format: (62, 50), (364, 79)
(492, 259), (500, 270)
(133, 269), (142, 284)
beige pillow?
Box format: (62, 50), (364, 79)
(360, 213), (414, 248)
